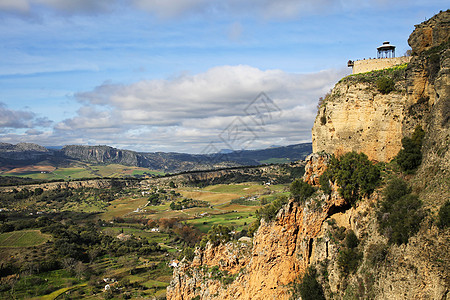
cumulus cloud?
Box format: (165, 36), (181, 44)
(0, 0), (116, 16)
(0, 0), (418, 19)
(0, 103), (35, 129)
(55, 65), (348, 152)
(0, 0), (30, 14)
(0, 103), (53, 132)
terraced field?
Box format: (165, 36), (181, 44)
(0, 230), (51, 248)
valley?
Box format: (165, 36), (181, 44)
(0, 163), (300, 299)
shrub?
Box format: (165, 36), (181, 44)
(438, 201), (450, 228)
(396, 125), (425, 173)
(337, 231), (362, 276)
(366, 242), (388, 267)
(376, 76), (395, 94)
(179, 246), (195, 261)
(320, 152), (380, 205)
(199, 225), (233, 248)
(345, 230), (359, 249)
(290, 179), (316, 203)
(291, 266), (325, 300)
(319, 172), (331, 195)
(247, 219), (260, 237)
(257, 195), (288, 222)
(337, 247), (362, 276)
(377, 178), (424, 245)
(383, 177), (410, 203)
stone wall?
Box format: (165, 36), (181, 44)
(352, 56), (411, 74)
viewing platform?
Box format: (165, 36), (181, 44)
(348, 41), (412, 74)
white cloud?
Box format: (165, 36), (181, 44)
(0, 103), (35, 129)
(53, 65), (348, 152)
(0, 0), (30, 14)
(0, 0), (425, 19)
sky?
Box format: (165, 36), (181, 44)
(0, 1), (447, 154)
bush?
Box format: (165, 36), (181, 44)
(179, 246), (195, 261)
(257, 195), (288, 222)
(337, 231), (362, 276)
(377, 178), (424, 245)
(290, 179), (316, 203)
(345, 230), (358, 249)
(337, 247), (362, 276)
(320, 152), (380, 205)
(199, 225), (233, 248)
(247, 219), (260, 237)
(291, 266), (325, 300)
(396, 125), (425, 173)
(383, 177), (410, 203)
(319, 172), (331, 195)
(376, 76), (395, 94)
(438, 201), (450, 228)
(366, 242), (388, 267)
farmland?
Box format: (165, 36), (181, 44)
(0, 163), (164, 180)
(0, 163), (300, 299)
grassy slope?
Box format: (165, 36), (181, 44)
(0, 230), (51, 248)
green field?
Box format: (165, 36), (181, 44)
(0, 230), (51, 247)
(260, 157), (293, 164)
(1, 164), (164, 180)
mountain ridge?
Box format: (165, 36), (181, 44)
(0, 142), (312, 173)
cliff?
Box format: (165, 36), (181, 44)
(0, 143), (311, 173)
(167, 10), (450, 300)
(312, 10), (450, 163)
(0, 142), (53, 162)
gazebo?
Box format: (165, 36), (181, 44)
(377, 41), (395, 58)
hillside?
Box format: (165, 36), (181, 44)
(0, 143), (311, 174)
(167, 10), (450, 300)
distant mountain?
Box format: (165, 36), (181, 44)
(0, 142), (312, 173)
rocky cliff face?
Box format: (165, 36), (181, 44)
(168, 186), (348, 300)
(312, 10), (450, 163)
(167, 11), (450, 300)
(62, 145), (140, 166)
(0, 142), (52, 162)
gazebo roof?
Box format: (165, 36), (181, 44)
(377, 41), (395, 50)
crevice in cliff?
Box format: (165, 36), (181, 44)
(307, 238), (313, 263)
(326, 202), (351, 219)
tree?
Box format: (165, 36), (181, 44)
(292, 266), (325, 300)
(376, 76), (395, 94)
(290, 179), (315, 203)
(396, 125), (425, 172)
(438, 201), (450, 228)
(377, 178), (424, 245)
(320, 152), (380, 205)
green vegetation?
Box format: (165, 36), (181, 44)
(199, 225), (233, 248)
(0, 230), (50, 247)
(377, 177), (424, 245)
(396, 125), (425, 173)
(0, 164), (164, 180)
(376, 76), (395, 94)
(256, 195), (289, 222)
(319, 152), (380, 205)
(366, 242), (388, 267)
(291, 266), (325, 300)
(290, 179), (316, 203)
(0, 163), (296, 298)
(169, 198), (209, 210)
(340, 63), (408, 85)
(337, 230), (362, 276)
(438, 201), (450, 228)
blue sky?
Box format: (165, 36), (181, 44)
(0, 1), (447, 153)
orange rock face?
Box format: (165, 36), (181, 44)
(167, 154), (348, 300)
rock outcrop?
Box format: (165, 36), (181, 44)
(167, 10), (450, 300)
(167, 180), (348, 300)
(0, 142), (52, 162)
